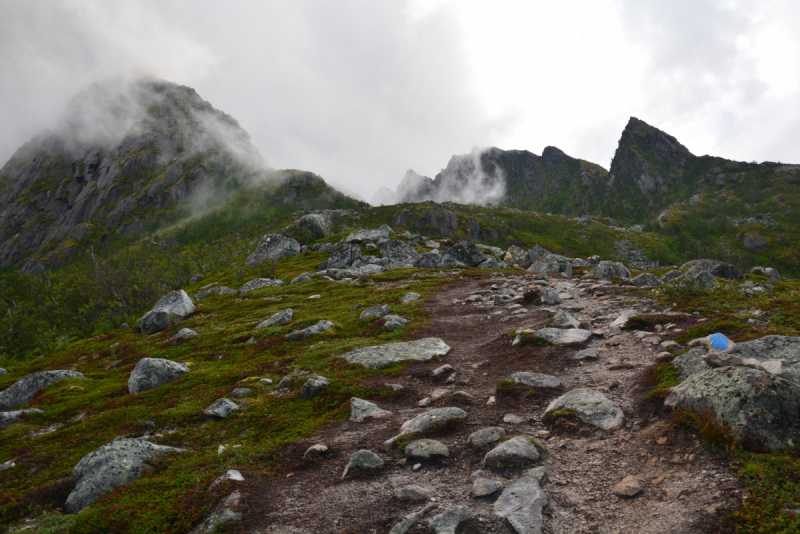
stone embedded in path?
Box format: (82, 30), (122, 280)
(539, 287), (561, 305)
(395, 484), (434, 500)
(239, 278), (285, 294)
(609, 309), (637, 328)
(383, 407), (467, 449)
(612, 475), (643, 497)
(469, 427), (506, 447)
(286, 320), (334, 341)
(256, 308), (293, 329)
(404, 439), (449, 460)
(203, 398), (240, 418)
(128, 358), (190, 394)
(245, 234), (301, 266)
(65, 438), (184, 513)
(473, 478), (505, 497)
(0, 370), (85, 411)
(303, 444), (328, 459)
(428, 505), (474, 534)
(510, 372), (561, 388)
(484, 436), (540, 470)
(299, 376), (329, 398)
(389, 503), (437, 534)
(494, 473), (548, 534)
(339, 338), (451, 369)
(137, 290), (195, 334)
(350, 397), (392, 422)
(534, 328), (592, 345)
(551, 311), (579, 328)
(342, 449), (383, 478)
(0, 408), (44, 429)
(545, 388), (624, 431)
(573, 348), (598, 360)
(401, 292), (421, 304)
(433, 364), (454, 377)
(504, 414), (524, 424)
(359, 303), (390, 319)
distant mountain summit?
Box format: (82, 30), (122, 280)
(0, 75), (268, 272)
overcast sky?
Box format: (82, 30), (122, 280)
(1, 0), (798, 201)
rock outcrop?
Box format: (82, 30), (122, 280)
(128, 358), (190, 394)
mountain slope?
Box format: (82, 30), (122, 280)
(0, 76), (269, 273)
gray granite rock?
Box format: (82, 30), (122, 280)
(510, 372), (561, 388)
(751, 266), (781, 282)
(534, 328), (592, 344)
(203, 398), (239, 418)
(175, 328), (197, 340)
(539, 287), (561, 305)
(314, 242), (336, 254)
(0, 368), (6, 377)
(383, 407), (468, 449)
(290, 273), (313, 285)
(681, 259), (744, 280)
(484, 436), (540, 469)
(428, 505), (474, 534)
(282, 213), (333, 242)
(551, 311), (579, 328)
(395, 484), (434, 500)
(245, 234), (301, 266)
(360, 303), (390, 319)
(137, 290), (195, 334)
(350, 397), (392, 422)
(189, 491), (242, 533)
(324, 242), (362, 270)
(468, 427), (506, 447)
(389, 504), (437, 534)
(208, 469), (244, 491)
(229, 387), (251, 398)
(65, 438), (184, 513)
(691, 271), (720, 289)
(345, 228), (391, 243)
(545, 388), (624, 431)
(342, 449), (383, 478)
(0, 408), (44, 428)
(256, 308), (293, 329)
(0, 370), (85, 411)
(128, 358), (190, 394)
(631, 273), (662, 287)
(527, 254), (572, 277)
(442, 241), (487, 267)
(573, 348), (598, 360)
(195, 286), (236, 300)
(494, 475), (548, 534)
(381, 240), (420, 268)
(285, 320), (334, 341)
(473, 477), (504, 497)
(404, 439), (449, 460)
(662, 270), (683, 282)
(339, 338), (451, 369)
(590, 261), (631, 280)
(299, 376), (329, 399)
(383, 315), (410, 331)
(239, 278), (285, 294)
(303, 444), (329, 459)
(401, 292), (421, 304)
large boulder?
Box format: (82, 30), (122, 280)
(527, 254), (572, 278)
(239, 278), (285, 294)
(137, 290), (195, 334)
(631, 273), (661, 287)
(527, 244), (550, 264)
(483, 436), (539, 469)
(128, 358), (190, 394)
(344, 227), (391, 243)
(504, 245), (529, 267)
(442, 241), (487, 267)
(64, 438), (184, 513)
(736, 335), (800, 372)
(245, 234), (301, 266)
(689, 270), (719, 289)
(672, 347), (711, 381)
(666, 366), (800, 450)
(0, 370), (85, 411)
(282, 214), (333, 243)
(590, 261), (631, 280)
(339, 338), (451, 369)
(681, 259), (744, 280)
(545, 388), (624, 431)
(381, 240), (420, 268)
(751, 266), (781, 282)
(416, 252), (464, 269)
(323, 242), (362, 270)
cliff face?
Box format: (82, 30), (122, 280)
(0, 76), (267, 272)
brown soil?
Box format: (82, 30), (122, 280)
(236, 273), (745, 534)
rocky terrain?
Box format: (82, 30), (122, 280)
(0, 219), (797, 533)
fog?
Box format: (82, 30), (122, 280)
(1, 0), (799, 203)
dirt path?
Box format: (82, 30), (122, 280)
(239, 273), (744, 533)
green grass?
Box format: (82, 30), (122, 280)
(734, 451), (800, 533)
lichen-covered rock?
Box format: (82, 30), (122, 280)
(428, 505), (474, 534)
(381, 240), (420, 268)
(350, 397), (392, 422)
(681, 259), (744, 280)
(344, 227), (391, 243)
(539, 287), (561, 305)
(551, 311), (579, 328)
(631, 273), (662, 287)
(534, 328), (592, 344)
(128, 358), (190, 394)
(290, 272), (313, 285)
(665, 366), (800, 449)
(404, 439), (449, 460)
(690, 270), (719, 289)
(0, 408), (44, 428)
(255, 308), (293, 329)
(662, 270), (683, 282)
(65, 438), (184, 513)
(442, 241), (487, 267)
(203, 398), (239, 418)
(468, 427), (506, 447)
(245, 234), (301, 266)
(137, 290), (195, 334)
(339, 338), (451, 369)
(671, 347), (713, 381)
(483, 436), (540, 469)
(510, 372), (561, 388)
(0, 370), (85, 411)
(477, 256), (501, 269)
(750, 266), (781, 282)
(282, 214), (333, 242)
(359, 303), (390, 319)
(239, 278), (285, 294)
(527, 244), (551, 264)
(323, 242), (362, 270)
(383, 315), (410, 331)
(416, 251), (465, 269)
(285, 320), (334, 341)
(195, 286), (236, 300)
(401, 292), (421, 304)
(590, 261), (631, 280)
(342, 449), (383, 478)
(527, 254), (572, 277)
(299, 376), (329, 399)
(175, 328), (197, 340)
(545, 388), (624, 431)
